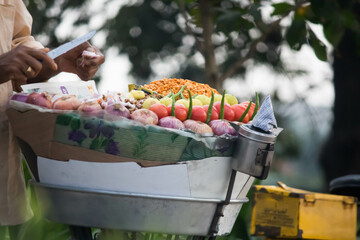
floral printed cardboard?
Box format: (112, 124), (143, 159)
(53, 113), (236, 162)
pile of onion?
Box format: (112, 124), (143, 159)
(131, 109), (158, 125)
(25, 92), (52, 109)
(77, 100), (103, 117)
(52, 95), (81, 110)
(104, 103), (130, 121)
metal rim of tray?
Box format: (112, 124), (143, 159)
(29, 180), (249, 204)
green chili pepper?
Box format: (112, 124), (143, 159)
(165, 90), (173, 98)
(206, 90), (215, 124)
(173, 85), (187, 99)
(239, 100), (252, 122)
(192, 93), (198, 98)
(250, 92), (259, 120)
(180, 92), (185, 99)
(171, 94), (175, 117)
(187, 89), (193, 119)
(220, 90), (226, 120)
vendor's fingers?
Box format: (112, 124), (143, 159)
(27, 48), (58, 70)
(76, 64), (98, 80)
(84, 45), (103, 56)
(23, 56), (43, 77)
(40, 48), (50, 53)
(72, 41), (92, 56)
(81, 58), (98, 68)
(22, 65), (35, 78)
(14, 45), (54, 68)
(81, 55), (105, 68)
(79, 67), (97, 80)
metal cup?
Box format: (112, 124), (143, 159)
(231, 124), (278, 180)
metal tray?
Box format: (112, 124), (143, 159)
(30, 181), (248, 236)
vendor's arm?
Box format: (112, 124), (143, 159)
(27, 41), (105, 83)
(0, 45), (57, 85)
(10, 0), (105, 87)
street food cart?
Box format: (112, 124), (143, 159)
(7, 80), (281, 239)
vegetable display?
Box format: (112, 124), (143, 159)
(208, 90), (237, 136)
(158, 94), (185, 129)
(14, 78), (260, 137)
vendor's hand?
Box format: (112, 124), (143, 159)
(0, 45), (57, 85)
(56, 41), (105, 80)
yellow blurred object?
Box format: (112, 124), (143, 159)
(129, 90), (146, 99)
(176, 99), (189, 109)
(225, 94), (238, 105)
(195, 95), (211, 105)
(128, 84), (156, 95)
(214, 94), (228, 103)
(142, 98), (160, 109)
(159, 97), (172, 107)
(192, 99), (203, 106)
(250, 182), (357, 240)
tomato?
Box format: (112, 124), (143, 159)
(190, 106), (207, 122)
(213, 101), (221, 113)
(202, 105), (219, 121)
(231, 104), (250, 123)
(167, 104), (188, 121)
(149, 103), (169, 119)
(213, 102), (235, 121)
(241, 101), (257, 119)
(167, 103), (186, 115)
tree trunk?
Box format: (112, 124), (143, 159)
(198, 0), (221, 90)
(320, 29), (360, 184)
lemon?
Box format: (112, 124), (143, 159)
(195, 95), (210, 105)
(129, 90), (146, 99)
(192, 98), (203, 106)
(176, 99), (189, 109)
(225, 94), (238, 105)
(214, 94), (228, 103)
(160, 97), (172, 106)
(142, 98), (160, 109)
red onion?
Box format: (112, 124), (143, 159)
(80, 50), (101, 67)
(52, 95), (81, 110)
(131, 109), (158, 125)
(183, 119), (213, 135)
(11, 93), (29, 103)
(209, 119), (237, 136)
(104, 103), (130, 121)
(159, 116), (185, 130)
(25, 92), (52, 109)
(77, 100), (103, 117)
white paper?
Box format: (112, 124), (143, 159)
(21, 80), (98, 99)
(37, 157), (191, 197)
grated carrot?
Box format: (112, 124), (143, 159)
(144, 78), (219, 98)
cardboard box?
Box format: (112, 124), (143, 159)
(250, 182), (357, 240)
(7, 107), (252, 200)
(7, 108), (181, 167)
(7, 104), (236, 163)
(37, 156), (254, 199)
